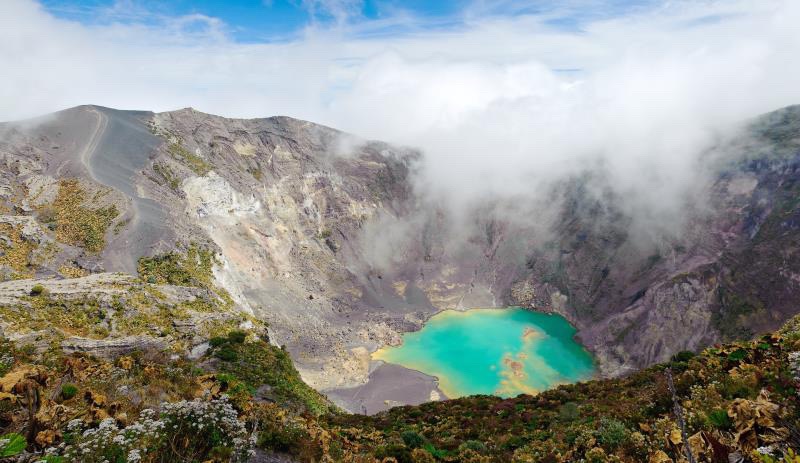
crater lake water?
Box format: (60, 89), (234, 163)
(373, 308), (595, 398)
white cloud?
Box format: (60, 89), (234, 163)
(2, 0), (800, 243)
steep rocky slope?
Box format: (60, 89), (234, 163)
(0, 104), (799, 415)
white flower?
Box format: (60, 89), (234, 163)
(756, 445), (776, 455)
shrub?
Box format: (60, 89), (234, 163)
(375, 444), (413, 463)
(597, 418), (629, 450)
(227, 330), (247, 344)
(401, 430), (425, 448)
(422, 442), (449, 458)
(459, 440), (487, 453)
(258, 421), (309, 453)
(0, 350), (12, 377)
(558, 402), (580, 422)
(755, 448), (800, 463)
(411, 447), (436, 463)
(210, 336), (228, 348)
(61, 383), (78, 400)
(158, 397), (253, 461)
(720, 376), (757, 399)
(217, 340), (335, 416)
(215, 346), (238, 362)
(55, 397), (253, 462)
(138, 245), (234, 308)
(671, 351), (696, 363)
(167, 142), (212, 175)
(728, 349), (749, 361)
(30, 284), (46, 296)
(137, 244), (216, 288)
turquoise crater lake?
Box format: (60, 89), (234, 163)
(373, 308), (595, 398)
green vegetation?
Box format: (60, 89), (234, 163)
(138, 244), (234, 312)
(0, 223), (38, 279)
(0, 308), (797, 462)
(139, 244), (214, 287)
(596, 417), (630, 450)
(29, 284), (46, 296)
(706, 408), (732, 430)
(48, 179), (119, 253)
(209, 330), (245, 363)
(167, 142), (212, 176)
(0, 433), (26, 457)
(713, 289), (762, 340)
(401, 430), (425, 448)
(60, 383), (78, 400)
(147, 121), (212, 175)
(214, 334), (335, 416)
(296, 316), (797, 462)
(0, 286), (800, 463)
(0, 294), (108, 338)
(757, 448), (800, 463)
(153, 162), (180, 190)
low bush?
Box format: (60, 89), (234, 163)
(54, 397), (253, 463)
(401, 430), (425, 448)
(30, 284), (46, 296)
(227, 330), (247, 344)
(597, 418), (629, 450)
(60, 383), (78, 400)
(558, 401), (580, 422)
(670, 350), (696, 363)
(215, 346), (238, 362)
(209, 336), (228, 348)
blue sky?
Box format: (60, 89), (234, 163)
(40, 0), (659, 42)
(41, 0), (475, 41)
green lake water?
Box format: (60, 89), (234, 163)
(373, 308), (595, 398)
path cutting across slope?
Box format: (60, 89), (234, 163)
(75, 106), (173, 273)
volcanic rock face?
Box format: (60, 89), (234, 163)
(1, 104), (799, 410)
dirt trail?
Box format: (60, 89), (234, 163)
(74, 106), (173, 273)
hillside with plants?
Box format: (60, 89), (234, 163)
(0, 319), (800, 463)
(0, 310), (799, 462)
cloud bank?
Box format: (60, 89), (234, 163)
(2, 0), (800, 246)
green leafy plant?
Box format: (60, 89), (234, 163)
(0, 433), (26, 457)
(423, 442), (449, 459)
(728, 349), (748, 361)
(707, 409), (732, 430)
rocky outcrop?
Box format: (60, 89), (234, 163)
(0, 216), (49, 244)
(60, 335), (168, 359)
